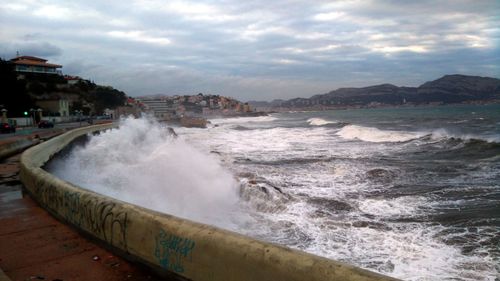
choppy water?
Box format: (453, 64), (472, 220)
(48, 104), (500, 280)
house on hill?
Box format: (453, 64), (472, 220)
(10, 56), (62, 75)
(35, 99), (70, 117)
(64, 75), (83, 85)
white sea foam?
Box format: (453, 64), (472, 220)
(49, 113), (499, 281)
(240, 186), (498, 280)
(334, 124), (499, 144)
(337, 125), (423, 143)
(428, 128), (500, 143)
(303, 222), (497, 281)
(49, 116), (242, 228)
(180, 125), (335, 161)
(307, 118), (337, 126)
(357, 197), (429, 218)
(209, 115), (277, 126)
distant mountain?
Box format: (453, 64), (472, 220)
(249, 75), (500, 110)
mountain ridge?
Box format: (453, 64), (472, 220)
(249, 74), (500, 110)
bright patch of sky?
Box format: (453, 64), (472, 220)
(0, 0), (498, 101)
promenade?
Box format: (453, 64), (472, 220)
(0, 127), (162, 281)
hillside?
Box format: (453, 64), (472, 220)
(250, 75), (500, 110)
(0, 58), (127, 116)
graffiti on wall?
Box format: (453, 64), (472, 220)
(32, 177), (128, 249)
(154, 229), (196, 273)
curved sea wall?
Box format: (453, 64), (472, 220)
(19, 124), (398, 281)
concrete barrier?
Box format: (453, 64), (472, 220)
(19, 124), (399, 281)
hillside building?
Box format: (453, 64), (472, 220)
(35, 99), (70, 117)
(10, 56), (62, 75)
(138, 98), (176, 120)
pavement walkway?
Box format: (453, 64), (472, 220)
(0, 132), (163, 281)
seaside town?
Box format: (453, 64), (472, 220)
(1, 55), (258, 130)
(1, 1), (500, 280)
(3, 55), (498, 131)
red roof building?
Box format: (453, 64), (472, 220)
(10, 56), (62, 75)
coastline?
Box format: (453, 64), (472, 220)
(255, 100), (500, 113)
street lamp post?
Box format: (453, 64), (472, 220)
(74, 110), (83, 127)
(36, 109), (43, 123)
(29, 108), (35, 127)
(23, 111), (29, 126)
(1, 108), (7, 123)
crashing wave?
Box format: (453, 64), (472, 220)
(307, 118), (338, 126)
(210, 116), (277, 126)
(427, 129), (500, 144)
(48, 116), (242, 228)
(336, 125), (500, 144)
(336, 125), (423, 143)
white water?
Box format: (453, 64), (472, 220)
(337, 124), (424, 143)
(49, 115), (499, 281)
(177, 115), (499, 281)
(428, 128), (500, 143)
(49, 117), (243, 228)
(336, 124), (500, 144)
(307, 117), (338, 126)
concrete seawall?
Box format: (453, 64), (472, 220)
(19, 124), (399, 281)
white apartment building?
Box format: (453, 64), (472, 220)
(138, 99), (176, 120)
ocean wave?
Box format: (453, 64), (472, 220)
(231, 125), (252, 131)
(307, 118), (338, 126)
(336, 125), (500, 144)
(336, 125), (423, 143)
(209, 115), (277, 125)
(427, 129), (500, 144)
(47, 116), (242, 228)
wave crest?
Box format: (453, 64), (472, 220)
(336, 124), (500, 145)
(428, 129), (500, 144)
(307, 118), (337, 126)
(337, 125), (422, 143)
(210, 115), (277, 125)
(48, 116), (241, 227)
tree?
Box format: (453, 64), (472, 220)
(90, 86), (127, 114)
(0, 59), (34, 115)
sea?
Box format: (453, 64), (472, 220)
(48, 103), (500, 281)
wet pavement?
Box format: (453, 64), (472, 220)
(0, 138), (164, 280)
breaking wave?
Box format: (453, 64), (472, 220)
(307, 117), (338, 126)
(46, 106), (500, 281)
(336, 125), (500, 144)
(47, 117), (243, 228)
(210, 115), (277, 126)
(427, 129), (500, 144)
(336, 125), (423, 143)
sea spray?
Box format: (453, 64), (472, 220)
(175, 110), (500, 280)
(47, 107), (500, 280)
(48, 116), (242, 228)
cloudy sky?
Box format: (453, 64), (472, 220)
(1, 0), (499, 101)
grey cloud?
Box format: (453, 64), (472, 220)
(0, 0), (498, 101)
(0, 41), (63, 59)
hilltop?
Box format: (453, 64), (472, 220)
(0, 58), (127, 117)
(249, 75), (500, 111)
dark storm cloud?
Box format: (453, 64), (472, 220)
(0, 0), (498, 100)
(0, 41), (63, 60)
